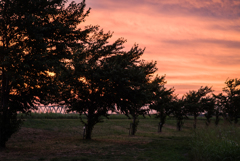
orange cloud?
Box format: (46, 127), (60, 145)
(77, 0), (240, 95)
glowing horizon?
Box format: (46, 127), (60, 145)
(78, 0), (240, 96)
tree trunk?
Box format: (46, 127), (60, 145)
(215, 112), (220, 126)
(0, 135), (6, 148)
(193, 115), (197, 129)
(177, 121), (181, 131)
(0, 110), (8, 149)
(158, 116), (166, 133)
(0, 70), (8, 148)
(85, 108), (94, 140)
(132, 117), (136, 135)
(0, 126), (6, 148)
(158, 122), (163, 132)
(85, 124), (92, 140)
(131, 117), (138, 135)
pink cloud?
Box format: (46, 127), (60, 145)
(75, 0), (240, 95)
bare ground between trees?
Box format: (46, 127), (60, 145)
(0, 128), (156, 161)
(1, 127), (95, 160)
(0, 117), (239, 161)
(0, 118), (195, 161)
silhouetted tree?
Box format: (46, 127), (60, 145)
(122, 75), (167, 136)
(213, 93), (225, 126)
(202, 95), (215, 126)
(150, 77), (174, 132)
(221, 79), (240, 124)
(62, 24), (161, 138)
(0, 0), (91, 148)
(171, 97), (187, 131)
(184, 86), (213, 129)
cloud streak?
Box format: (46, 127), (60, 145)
(162, 39), (240, 49)
(79, 0), (240, 95)
(86, 0), (240, 19)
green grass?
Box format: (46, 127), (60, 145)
(189, 125), (240, 161)
(1, 115), (239, 161)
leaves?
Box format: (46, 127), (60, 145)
(220, 79), (240, 124)
(0, 0), (91, 147)
(184, 86), (213, 117)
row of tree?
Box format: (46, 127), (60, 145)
(0, 0), (239, 148)
(0, 0), (170, 148)
(151, 80), (240, 133)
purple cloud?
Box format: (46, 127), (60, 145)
(85, 0), (240, 19)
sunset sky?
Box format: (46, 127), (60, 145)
(79, 0), (240, 96)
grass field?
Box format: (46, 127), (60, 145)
(1, 114), (240, 161)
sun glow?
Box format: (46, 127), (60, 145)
(46, 71), (56, 77)
(78, 77), (87, 84)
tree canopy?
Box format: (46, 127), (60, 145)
(149, 76), (174, 132)
(221, 79), (240, 124)
(183, 86), (213, 129)
(60, 26), (165, 138)
(2, 0), (238, 147)
(0, 0), (92, 147)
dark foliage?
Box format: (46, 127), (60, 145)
(220, 79), (240, 124)
(0, 0), (91, 147)
(149, 76), (174, 132)
(183, 86), (213, 129)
